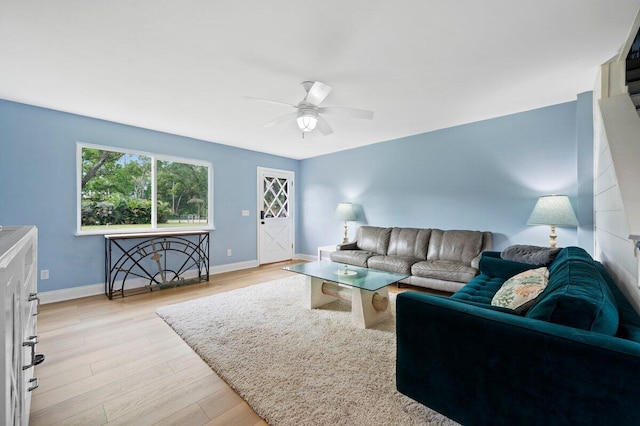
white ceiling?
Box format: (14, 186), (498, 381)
(1, 1), (639, 159)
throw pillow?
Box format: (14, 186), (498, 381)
(491, 267), (549, 313)
(500, 245), (561, 266)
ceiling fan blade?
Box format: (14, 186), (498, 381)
(316, 115), (334, 136)
(305, 81), (332, 106)
(243, 96), (296, 109)
(264, 112), (297, 128)
(318, 107), (374, 120)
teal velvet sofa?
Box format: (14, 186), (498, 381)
(396, 246), (640, 425)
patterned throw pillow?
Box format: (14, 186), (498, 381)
(491, 267), (549, 313)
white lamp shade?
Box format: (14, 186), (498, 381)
(527, 195), (579, 227)
(334, 202), (356, 221)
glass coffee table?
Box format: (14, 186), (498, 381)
(284, 261), (409, 328)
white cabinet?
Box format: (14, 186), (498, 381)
(1, 226), (40, 426)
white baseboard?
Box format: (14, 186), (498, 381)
(295, 253), (316, 262)
(39, 283), (106, 305)
(210, 259), (259, 274)
(39, 259), (261, 304)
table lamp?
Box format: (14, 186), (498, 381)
(527, 195), (579, 248)
(334, 202), (356, 244)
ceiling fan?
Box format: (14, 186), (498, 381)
(244, 81), (374, 136)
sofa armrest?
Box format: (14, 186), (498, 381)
(470, 231), (493, 269)
(478, 251), (538, 278)
(396, 292), (640, 426)
(336, 241), (358, 251)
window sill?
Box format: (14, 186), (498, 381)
(75, 226), (215, 237)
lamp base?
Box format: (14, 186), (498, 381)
(549, 225), (557, 248)
(342, 221), (349, 244)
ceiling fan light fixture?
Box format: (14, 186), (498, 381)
(247, 81), (372, 137)
(296, 110), (318, 132)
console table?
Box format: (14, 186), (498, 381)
(105, 230), (210, 299)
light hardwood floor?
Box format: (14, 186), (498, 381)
(30, 260), (429, 426)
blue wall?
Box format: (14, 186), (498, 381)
(576, 91), (595, 252)
(0, 100), (298, 292)
(298, 96), (594, 254)
(0, 93), (594, 294)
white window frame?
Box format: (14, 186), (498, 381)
(76, 142), (214, 236)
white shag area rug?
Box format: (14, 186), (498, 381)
(156, 275), (457, 426)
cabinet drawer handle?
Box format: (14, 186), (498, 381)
(28, 292), (40, 316)
(27, 377), (39, 392)
(34, 353), (45, 366)
(22, 335), (40, 370)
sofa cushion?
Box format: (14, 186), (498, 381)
(367, 255), (422, 275)
(450, 273), (505, 305)
(411, 260), (478, 283)
(427, 229), (484, 265)
(500, 245), (561, 266)
(491, 267), (549, 313)
(356, 226), (392, 255)
(546, 244), (592, 276)
(526, 247), (619, 335)
(387, 228), (431, 259)
(329, 250), (375, 267)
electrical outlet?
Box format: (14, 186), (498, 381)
(242, 210), (250, 217)
(40, 270), (49, 280)
(227, 249), (232, 257)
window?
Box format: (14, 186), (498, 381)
(77, 143), (213, 234)
(263, 177), (290, 218)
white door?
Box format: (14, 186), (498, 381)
(258, 167), (294, 264)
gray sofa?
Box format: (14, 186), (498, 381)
(329, 226), (492, 292)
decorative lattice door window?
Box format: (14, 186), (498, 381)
(263, 177), (289, 218)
